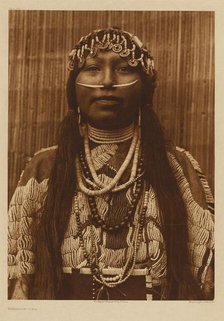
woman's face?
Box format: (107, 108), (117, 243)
(75, 50), (143, 129)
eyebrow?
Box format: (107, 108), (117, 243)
(85, 55), (127, 64)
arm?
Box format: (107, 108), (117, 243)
(170, 147), (214, 299)
(8, 147), (56, 299)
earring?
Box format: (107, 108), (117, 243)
(138, 108), (142, 140)
(138, 107), (142, 127)
(77, 106), (85, 137)
(78, 106), (82, 125)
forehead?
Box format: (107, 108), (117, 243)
(85, 50), (129, 64)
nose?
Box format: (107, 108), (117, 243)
(101, 67), (116, 89)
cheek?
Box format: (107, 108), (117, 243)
(75, 72), (91, 107)
(75, 86), (90, 111)
(75, 86), (82, 105)
(123, 85), (143, 107)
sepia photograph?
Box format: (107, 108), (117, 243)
(7, 10), (214, 301)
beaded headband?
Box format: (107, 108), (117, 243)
(68, 28), (155, 75)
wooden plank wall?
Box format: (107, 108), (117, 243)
(8, 11), (214, 200)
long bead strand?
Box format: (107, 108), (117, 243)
(79, 151), (144, 231)
(91, 187), (149, 288)
(76, 138), (141, 196)
(73, 184), (150, 290)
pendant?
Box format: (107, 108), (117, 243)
(112, 44), (123, 53)
(128, 59), (138, 67)
(120, 49), (130, 57)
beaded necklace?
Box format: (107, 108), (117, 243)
(74, 121), (149, 298)
(84, 126), (139, 188)
(79, 151), (144, 231)
(87, 123), (135, 144)
(74, 183), (150, 299)
(76, 125), (141, 196)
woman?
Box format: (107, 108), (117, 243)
(8, 27), (214, 300)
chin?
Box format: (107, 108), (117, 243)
(87, 115), (133, 130)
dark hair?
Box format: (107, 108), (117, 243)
(30, 57), (203, 300)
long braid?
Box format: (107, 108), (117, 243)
(141, 104), (202, 299)
(31, 110), (82, 299)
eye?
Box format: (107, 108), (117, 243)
(116, 65), (133, 73)
(84, 65), (101, 72)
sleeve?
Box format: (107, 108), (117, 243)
(8, 146), (57, 299)
(169, 147), (214, 298)
(179, 148), (214, 213)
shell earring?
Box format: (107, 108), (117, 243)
(78, 106), (82, 125)
(77, 106), (85, 137)
(138, 108), (142, 127)
(138, 108), (142, 140)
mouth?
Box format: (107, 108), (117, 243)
(93, 96), (122, 105)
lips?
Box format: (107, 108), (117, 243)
(93, 95), (122, 105)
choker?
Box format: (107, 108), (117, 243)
(87, 123), (135, 144)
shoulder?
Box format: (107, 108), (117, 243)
(168, 146), (213, 209)
(19, 146), (58, 186)
(170, 146), (204, 178)
(174, 146), (202, 172)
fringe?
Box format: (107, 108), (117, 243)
(168, 152), (214, 283)
(98, 246), (127, 268)
(97, 173), (113, 186)
(133, 200), (144, 226)
(126, 227), (134, 246)
(8, 178), (47, 278)
(74, 192), (90, 224)
(10, 179), (47, 207)
(168, 152), (214, 231)
(176, 147), (214, 204)
(9, 205), (23, 222)
(61, 237), (80, 254)
(63, 246), (86, 268)
(9, 262), (35, 279)
(17, 250), (35, 263)
(8, 238), (17, 254)
(136, 242), (147, 262)
(8, 221), (20, 239)
(201, 250), (214, 283)
(188, 224), (210, 245)
(64, 213), (78, 238)
(95, 194), (109, 220)
(8, 254), (16, 266)
(146, 221), (163, 242)
(126, 185), (136, 205)
(17, 235), (34, 251)
(145, 187), (162, 225)
(8, 265), (20, 279)
(148, 240), (160, 258)
(151, 252), (167, 279)
(190, 245), (207, 267)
